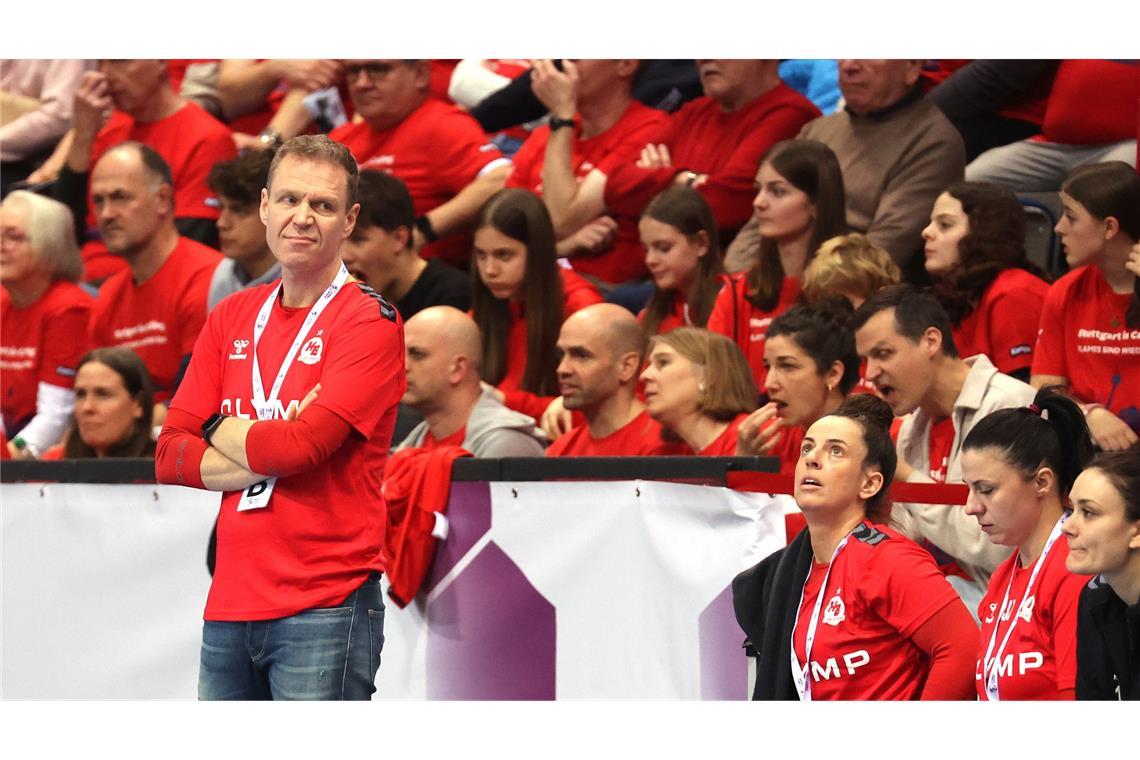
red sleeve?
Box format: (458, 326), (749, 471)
(1030, 276), (1070, 379)
(154, 405), (208, 489)
(1050, 570), (1087, 692)
(984, 278), (1047, 375)
(174, 256), (214, 357)
(433, 110), (505, 193)
(866, 537), (964, 638)
(505, 131), (542, 190)
(39, 301), (91, 388)
(561, 270), (604, 315)
(174, 129), (237, 219)
(910, 601), (979, 700)
(245, 403), (354, 477)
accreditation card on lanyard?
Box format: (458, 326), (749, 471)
(237, 264), (350, 512)
(980, 513), (1068, 701)
(790, 533), (852, 701)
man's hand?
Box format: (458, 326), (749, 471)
(735, 403), (783, 456)
(540, 396), (574, 441)
(637, 143), (674, 170)
(1126, 242), (1140, 279)
(557, 215), (619, 258)
(531, 59), (579, 120)
(71, 71), (114, 140)
(278, 60), (342, 93)
(1086, 406), (1139, 451)
(287, 384), (322, 422)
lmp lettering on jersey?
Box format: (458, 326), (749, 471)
(976, 652), (1044, 679)
(220, 397), (299, 420)
(809, 650), (871, 680)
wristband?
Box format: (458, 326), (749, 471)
(548, 117), (575, 132)
(415, 215), (439, 243)
(201, 413), (228, 445)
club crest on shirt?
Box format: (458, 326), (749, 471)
(1016, 595), (1035, 623)
(822, 588), (845, 626)
(228, 339), (250, 360)
(298, 334), (324, 365)
(984, 602), (998, 624)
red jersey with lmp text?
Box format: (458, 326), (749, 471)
(706, 273), (801, 388)
(330, 99), (507, 267)
(604, 85), (820, 235)
(88, 237), (221, 402)
(507, 101), (670, 285)
(546, 409), (689, 457)
(497, 269), (603, 420)
(975, 537), (1088, 700)
(1032, 265), (1140, 432)
(83, 103), (236, 281)
(1, 281), (93, 434)
(698, 413), (750, 456)
(169, 279), (405, 621)
(792, 521), (963, 700)
(953, 268), (1049, 375)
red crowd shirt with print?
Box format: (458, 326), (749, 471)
(88, 237), (221, 402)
(507, 101), (670, 285)
(953, 268), (1049, 375)
(168, 280), (406, 622)
(975, 537), (1089, 700)
(546, 409), (689, 457)
(604, 85), (820, 235)
(0, 281), (93, 434)
(330, 99), (507, 266)
(792, 521), (963, 700)
(706, 274), (801, 388)
(1032, 265), (1140, 432)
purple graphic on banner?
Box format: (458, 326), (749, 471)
(426, 540), (557, 700)
(698, 582), (748, 699)
(424, 481), (492, 595)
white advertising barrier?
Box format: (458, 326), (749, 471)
(1, 480), (788, 699)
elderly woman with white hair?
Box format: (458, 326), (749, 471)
(1, 190), (93, 458)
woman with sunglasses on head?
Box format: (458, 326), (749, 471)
(960, 387), (1095, 700)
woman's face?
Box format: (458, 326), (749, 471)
(961, 447), (1043, 548)
(474, 225), (528, 301)
(1055, 193), (1107, 268)
(74, 361), (143, 456)
(763, 334), (832, 428)
(639, 216), (706, 292)
(0, 202), (42, 285)
(794, 415), (879, 513)
(922, 192), (967, 275)
(1064, 467), (1140, 577)
(640, 342), (703, 428)
(752, 162), (815, 243)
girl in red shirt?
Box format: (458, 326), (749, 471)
(960, 388), (1095, 700)
(733, 394), (977, 700)
(706, 139), (847, 388)
(736, 300), (861, 473)
(637, 187), (725, 336)
(472, 188), (602, 421)
(1032, 162), (1140, 451)
(924, 181), (1050, 381)
(639, 327), (757, 456)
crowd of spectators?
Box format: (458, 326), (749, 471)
(2, 58), (1138, 700)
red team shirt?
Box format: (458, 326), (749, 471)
(952, 268), (1048, 375)
(604, 84), (820, 235)
(507, 101), (670, 284)
(545, 409), (689, 457)
(975, 536), (1088, 700)
(706, 274), (802, 387)
(1032, 265), (1140, 432)
(1, 281), (93, 434)
(169, 280), (405, 621)
(88, 237), (221, 402)
(83, 103), (236, 281)
(791, 521), (963, 700)
(330, 99), (507, 266)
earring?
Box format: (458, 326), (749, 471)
(698, 382), (706, 393)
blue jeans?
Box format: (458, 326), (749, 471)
(198, 573), (385, 700)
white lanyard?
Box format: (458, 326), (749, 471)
(980, 513), (1068, 701)
(790, 531), (853, 701)
(250, 264), (348, 420)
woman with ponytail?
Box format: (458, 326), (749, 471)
(1031, 161), (1140, 451)
(960, 387), (1095, 700)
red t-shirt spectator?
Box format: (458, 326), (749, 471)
(330, 99), (508, 267)
(697, 413), (749, 456)
(546, 409), (689, 457)
(167, 280), (405, 621)
(604, 84), (820, 236)
(1032, 265), (1140, 427)
(508, 101), (670, 285)
(706, 274), (802, 388)
(953, 269), (1049, 376)
(1, 281), (92, 435)
(421, 426), (466, 451)
(88, 237), (221, 403)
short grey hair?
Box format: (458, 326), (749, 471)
(2, 191), (83, 282)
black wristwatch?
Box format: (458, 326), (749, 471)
(548, 117), (575, 132)
(415, 215), (439, 243)
(201, 413), (228, 444)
